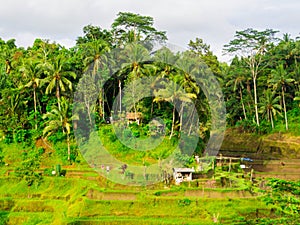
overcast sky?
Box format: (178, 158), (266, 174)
(0, 0), (300, 62)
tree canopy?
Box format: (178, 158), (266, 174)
(0, 12), (299, 163)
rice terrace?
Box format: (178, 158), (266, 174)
(0, 4), (300, 225)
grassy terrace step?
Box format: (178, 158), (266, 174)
(0, 174), (273, 224)
(1, 154), (298, 224)
(1, 197), (271, 225)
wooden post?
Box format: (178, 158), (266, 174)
(250, 168), (254, 182)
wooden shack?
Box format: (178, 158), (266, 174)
(126, 112), (142, 125)
(173, 168), (195, 185)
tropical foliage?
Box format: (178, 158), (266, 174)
(0, 11), (299, 163)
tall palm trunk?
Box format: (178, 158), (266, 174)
(253, 73), (260, 126)
(67, 133), (71, 162)
(188, 107), (196, 136)
(56, 80), (61, 111)
(98, 91), (105, 121)
(56, 81), (64, 133)
(169, 103), (176, 139)
(86, 101), (92, 126)
(282, 86), (288, 130)
(239, 88), (247, 120)
(270, 109), (274, 129)
(150, 98), (154, 117)
(179, 103), (184, 132)
(33, 85), (37, 130)
(102, 90), (105, 121)
(119, 80), (122, 113)
(131, 82), (138, 124)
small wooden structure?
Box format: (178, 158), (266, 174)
(173, 168), (195, 185)
(126, 112), (142, 125)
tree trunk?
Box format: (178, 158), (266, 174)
(169, 103), (176, 139)
(179, 103), (184, 132)
(253, 75), (260, 126)
(102, 89), (105, 121)
(119, 80), (122, 113)
(282, 86), (288, 130)
(56, 80), (64, 133)
(239, 88), (247, 120)
(150, 97), (154, 118)
(131, 83), (138, 124)
(56, 80), (61, 111)
(270, 110), (274, 129)
(33, 86), (37, 130)
(86, 103), (92, 126)
(99, 92), (103, 121)
(188, 107), (196, 136)
(67, 133), (71, 163)
(133, 102), (138, 124)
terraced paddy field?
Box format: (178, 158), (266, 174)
(0, 162), (296, 225)
(0, 176), (271, 225)
(0, 135), (299, 224)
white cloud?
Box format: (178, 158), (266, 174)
(0, 0), (299, 62)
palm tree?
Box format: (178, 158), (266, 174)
(269, 64), (294, 130)
(153, 79), (196, 139)
(175, 52), (202, 132)
(82, 40), (110, 75)
(120, 43), (150, 121)
(21, 59), (43, 129)
(259, 89), (282, 129)
(43, 97), (74, 162)
(81, 39), (110, 120)
(44, 54), (76, 111)
(225, 61), (253, 121)
(120, 43), (150, 78)
(293, 61), (300, 105)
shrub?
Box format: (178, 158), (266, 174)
(15, 149), (43, 186)
(0, 147), (4, 166)
(44, 168), (54, 176)
(178, 198), (191, 206)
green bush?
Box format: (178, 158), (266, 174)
(43, 168), (54, 176)
(0, 211), (8, 225)
(0, 147), (4, 166)
(109, 133), (117, 142)
(15, 149), (43, 186)
(178, 198), (191, 206)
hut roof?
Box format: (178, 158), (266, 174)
(173, 168), (195, 173)
(126, 112), (142, 120)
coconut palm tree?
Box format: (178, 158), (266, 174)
(269, 64), (294, 130)
(259, 89), (282, 129)
(43, 97), (74, 162)
(119, 43), (150, 121)
(153, 78), (197, 139)
(81, 39), (110, 75)
(175, 52), (202, 132)
(20, 59), (43, 129)
(225, 65), (250, 120)
(44, 53), (76, 111)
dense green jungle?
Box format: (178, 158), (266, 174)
(0, 12), (299, 224)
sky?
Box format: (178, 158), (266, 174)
(0, 0), (300, 62)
